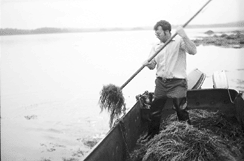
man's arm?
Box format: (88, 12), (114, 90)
(176, 26), (197, 55)
(143, 46), (157, 70)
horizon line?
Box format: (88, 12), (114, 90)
(1, 20), (244, 30)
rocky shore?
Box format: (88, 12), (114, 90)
(192, 30), (244, 48)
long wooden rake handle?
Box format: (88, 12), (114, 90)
(120, 0), (212, 90)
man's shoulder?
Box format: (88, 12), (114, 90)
(154, 42), (162, 46)
(151, 42), (163, 50)
(169, 36), (183, 48)
(174, 36), (183, 43)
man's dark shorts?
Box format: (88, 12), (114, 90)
(154, 77), (188, 99)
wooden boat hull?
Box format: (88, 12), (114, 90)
(84, 89), (238, 161)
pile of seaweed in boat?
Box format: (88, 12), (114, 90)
(130, 109), (244, 161)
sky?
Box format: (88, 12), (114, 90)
(0, 0), (244, 29)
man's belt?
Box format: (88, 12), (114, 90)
(157, 77), (185, 83)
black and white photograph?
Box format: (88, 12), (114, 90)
(1, 0), (244, 160)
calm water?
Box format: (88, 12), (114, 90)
(1, 27), (244, 161)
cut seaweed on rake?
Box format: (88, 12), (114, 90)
(130, 109), (244, 161)
(99, 84), (126, 128)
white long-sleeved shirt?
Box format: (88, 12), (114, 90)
(147, 36), (197, 79)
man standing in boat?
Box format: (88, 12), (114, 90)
(143, 20), (197, 139)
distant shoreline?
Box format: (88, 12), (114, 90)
(1, 21), (244, 36)
(192, 30), (244, 48)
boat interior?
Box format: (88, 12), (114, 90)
(84, 69), (243, 161)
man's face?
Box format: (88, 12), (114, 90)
(155, 26), (168, 43)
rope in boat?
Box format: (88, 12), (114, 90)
(225, 71), (235, 104)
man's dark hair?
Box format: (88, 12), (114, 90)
(154, 20), (171, 33)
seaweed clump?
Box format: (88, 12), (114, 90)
(99, 84), (126, 128)
(130, 109), (244, 161)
